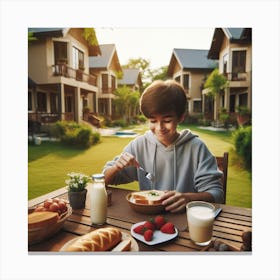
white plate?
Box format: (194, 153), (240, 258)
(60, 232), (139, 252)
(131, 221), (178, 245)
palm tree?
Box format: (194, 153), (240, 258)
(204, 69), (228, 120)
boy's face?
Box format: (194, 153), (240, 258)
(148, 112), (183, 146)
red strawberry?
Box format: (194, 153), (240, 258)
(160, 222), (175, 234)
(133, 224), (145, 235)
(144, 229), (153, 241)
(153, 215), (166, 229)
(143, 221), (155, 231)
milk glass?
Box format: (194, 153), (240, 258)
(186, 201), (215, 246)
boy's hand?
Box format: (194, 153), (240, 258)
(114, 152), (139, 171)
(161, 191), (188, 213)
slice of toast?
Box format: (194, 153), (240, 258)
(131, 190), (164, 205)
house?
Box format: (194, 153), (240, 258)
(206, 28), (252, 121)
(89, 44), (122, 118)
(167, 49), (218, 116)
(28, 28), (101, 126)
(118, 68), (143, 92)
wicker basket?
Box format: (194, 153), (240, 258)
(28, 206), (72, 245)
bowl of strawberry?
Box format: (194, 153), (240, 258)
(130, 215), (178, 245)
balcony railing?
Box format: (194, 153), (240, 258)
(52, 64), (97, 86)
(223, 72), (248, 81)
(28, 112), (74, 124)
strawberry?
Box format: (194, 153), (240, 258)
(153, 215), (166, 229)
(160, 222), (175, 234)
(143, 221), (155, 231)
(144, 229), (153, 241)
(133, 224), (145, 235)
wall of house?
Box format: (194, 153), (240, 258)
(28, 40), (49, 84)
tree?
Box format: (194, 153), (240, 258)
(113, 86), (140, 123)
(204, 69), (228, 120)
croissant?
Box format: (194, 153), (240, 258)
(65, 227), (122, 252)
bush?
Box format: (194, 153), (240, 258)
(52, 121), (100, 148)
(232, 126), (252, 170)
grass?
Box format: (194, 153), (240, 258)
(28, 124), (252, 208)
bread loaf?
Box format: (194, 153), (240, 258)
(64, 227), (122, 252)
(28, 211), (59, 230)
(131, 190), (165, 205)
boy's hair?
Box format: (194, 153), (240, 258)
(140, 80), (187, 118)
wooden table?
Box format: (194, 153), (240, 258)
(28, 186), (252, 253)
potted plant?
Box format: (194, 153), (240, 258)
(66, 172), (91, 209)
(236, 106), (251, 126)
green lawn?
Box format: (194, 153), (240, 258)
(28, 124), (252, 208)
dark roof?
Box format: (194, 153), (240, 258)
(89, 44), (121, 70)
(167, 49), (218, 76)
(208, 28), (252, 59)
(28, 28), (65, 38)
(118, 69), (141, 85)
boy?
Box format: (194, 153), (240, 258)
(103, 80), (224, 213)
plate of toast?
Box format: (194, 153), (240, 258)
(126, 190), (166, 214)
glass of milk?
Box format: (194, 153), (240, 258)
(186, 201), (215, 246)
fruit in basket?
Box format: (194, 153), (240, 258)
(34, 198), (68, 215)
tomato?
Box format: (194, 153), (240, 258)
(43, 199), (53, 209)
(49, 202), (59, 212)
(58, 201), (67, 212)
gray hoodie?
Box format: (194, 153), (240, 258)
(103, 129), (224, 203)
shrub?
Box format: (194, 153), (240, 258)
(53, 121), (100, 148)
(232, 126), (252, 170)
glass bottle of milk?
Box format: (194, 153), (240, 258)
(90, 174), (107, 225)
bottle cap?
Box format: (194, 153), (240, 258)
(92, 173), (105, 180)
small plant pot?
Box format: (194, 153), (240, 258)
(68, 189), (87, 209)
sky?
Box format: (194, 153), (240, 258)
(95, 27), (215, 69)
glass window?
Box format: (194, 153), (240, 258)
(54, 41), (68, 64)
(102, 74), (108, 91)
(72, 47), (84, 70)
(37, 92), (47, 112)
(193, 100), (202, 113)
(232, 50), (246, 73)
(183, 74), (189, 89)
(28, 90), (32, 111)
(50, 93), (58, 113)
(239, 93), (248, 107)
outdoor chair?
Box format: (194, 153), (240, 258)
(215, 152), (229, 204)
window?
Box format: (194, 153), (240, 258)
(102, 74), (109, 91)
(232, 50), (246, 73)
(239, 93), (248, 107)
(37, 92), (47, 112)
(223, 53), (229, 74)
(50, 93), (58, 113)
(54, 41), (68, 64)
(183, 74), (189, 89)
(72, 47), (84, 70)
(111, 75), (116, 91)
(28, 90), (33, 111)
(193, 100), (202, 113)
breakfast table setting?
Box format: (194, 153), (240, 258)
(28, 184), (252, 253)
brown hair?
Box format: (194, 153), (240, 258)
(140, 80), (187, 118)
